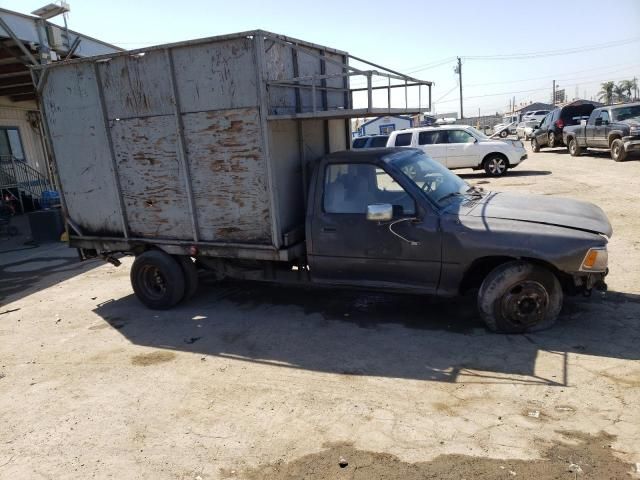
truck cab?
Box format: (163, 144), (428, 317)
(301, 148), (611, 333)
(563, 102), (640, 161)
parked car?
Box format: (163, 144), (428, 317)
(493, 120), (519, 138)
(562, 102), (640, 161)
(531, 104), (596, 152)
(386, 125), (527, 176)
(522, 110), (550, 123)
(352, 135), (389, 149)
(516, 119), (539, 140)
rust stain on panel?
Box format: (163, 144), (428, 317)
(112, 115), (191, 239)
(182, 107), (271, 244)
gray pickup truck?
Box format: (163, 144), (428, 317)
(563, 102), (640, 161)
(35, 31), (612, 333)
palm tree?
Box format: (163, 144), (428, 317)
(619, 80), (633, 100)
(613, 83), (627, 103)
(598, 81), (615, 104)
(629, 78), (639, 100)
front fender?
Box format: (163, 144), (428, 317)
(438, 214), (607, 295)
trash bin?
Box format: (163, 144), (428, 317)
(27, 208), (64, 243)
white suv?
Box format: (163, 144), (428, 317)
(386, 125), (527, 177)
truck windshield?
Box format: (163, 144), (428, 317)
(612, 105), (640, 121)
(388, 151), (469, 207)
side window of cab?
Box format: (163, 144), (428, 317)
(323, 163), (415, 215)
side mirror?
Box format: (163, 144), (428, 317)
(366, 203), (393, 222)
(595, 118), (603, 126)
(604, 120), (609, 125)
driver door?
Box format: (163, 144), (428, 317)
(308, 162), (441, 291)
(444, 129), (478, 169)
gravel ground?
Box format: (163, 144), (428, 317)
(1, 143), (639, 479)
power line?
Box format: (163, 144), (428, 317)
(462, 36), (640, 61)
(465, 63), (640, 88)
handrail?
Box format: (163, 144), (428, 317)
(0, 155), (53, 212)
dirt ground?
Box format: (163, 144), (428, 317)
(1, 144), (639, 479)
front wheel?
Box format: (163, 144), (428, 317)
(548, 132), (556, 148)
(483, 155), (509, 177)
(477, 261), (563, 333)
(568, 138), (582, 157)
(499, 129), (508, 138)
(131, 250), (186, 309)
(531, 137), (540, 152)
(611, 139), (627, 162)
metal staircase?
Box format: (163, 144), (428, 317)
(0, 155), (52, 213)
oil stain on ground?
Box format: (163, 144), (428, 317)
(130, 350), (176, 366)
(238, 431), (631, 480)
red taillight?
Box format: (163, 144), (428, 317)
(555, 119), (564, 129)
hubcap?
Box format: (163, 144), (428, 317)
(489, 158), (505, 174)
(501, 280), (549, 328)
(140, 265), (167, 300)
(613, 145), (619, 157)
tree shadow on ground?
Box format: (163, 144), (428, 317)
(93, 277), (640, 386)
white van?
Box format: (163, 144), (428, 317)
(386, 125), (527, 177)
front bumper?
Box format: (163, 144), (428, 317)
(623, 136), (640, 152)
(510, 152), (527, 167)
(571, 269), (608, 295)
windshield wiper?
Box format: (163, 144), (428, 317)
(436, 192), (463, 204)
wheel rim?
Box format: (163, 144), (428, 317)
(500, 280), (549, 328)
(488, 157), (506, 175)
(139, 265), (168, 300)
(549, 133), (555, 145)
(613, 144), (620, 158)
(570, 141), (576, 154)
(531, 139), (537, 149)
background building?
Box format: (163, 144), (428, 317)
(0, 6), (120, 212)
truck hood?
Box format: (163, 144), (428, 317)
(465, 192), (613, 237)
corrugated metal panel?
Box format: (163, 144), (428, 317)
(111, 115), (191, 239)
(172, 38), (258, 113)
(183, 107), (271, 243)
(42, 63), (123, 236)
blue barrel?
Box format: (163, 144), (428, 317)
(41, 190), (61, 209)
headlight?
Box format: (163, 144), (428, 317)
(630, 126), (640, 135)
(580, 247), (608, 272)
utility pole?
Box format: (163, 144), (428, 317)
(455, 57), (463, 119)
(552, 80), (556, 106)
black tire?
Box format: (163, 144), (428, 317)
(477, 261), (563, 333)
(568, 138), (582, 157)
(499, 129), (508, 138)
(610, 138), (627, 162)
(176, 255), (199, 301)
(130, 250), (185, 309)
(483, 155), (509, 177)
(548, 132), (556, 148)
(531, 137), (540, 152)
(7, 225), (18, 236)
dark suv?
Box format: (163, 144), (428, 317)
(352, 135), (389, 149)
(531, 104), (596, 152)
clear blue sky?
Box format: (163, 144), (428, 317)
(5, 0), (640, 115)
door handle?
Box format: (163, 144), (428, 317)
(321, 226), (336, 233)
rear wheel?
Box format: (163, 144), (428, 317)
(531, 137), (540, 152)
(568, 138), (582, 156)
(483, 155), (509, 177)
(176, 255), (199, 301)
(478, 261), (563, 333)
(611, 139), (627, 162)
(131, 250), (185, 309)
(499, 129), (508, 138)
